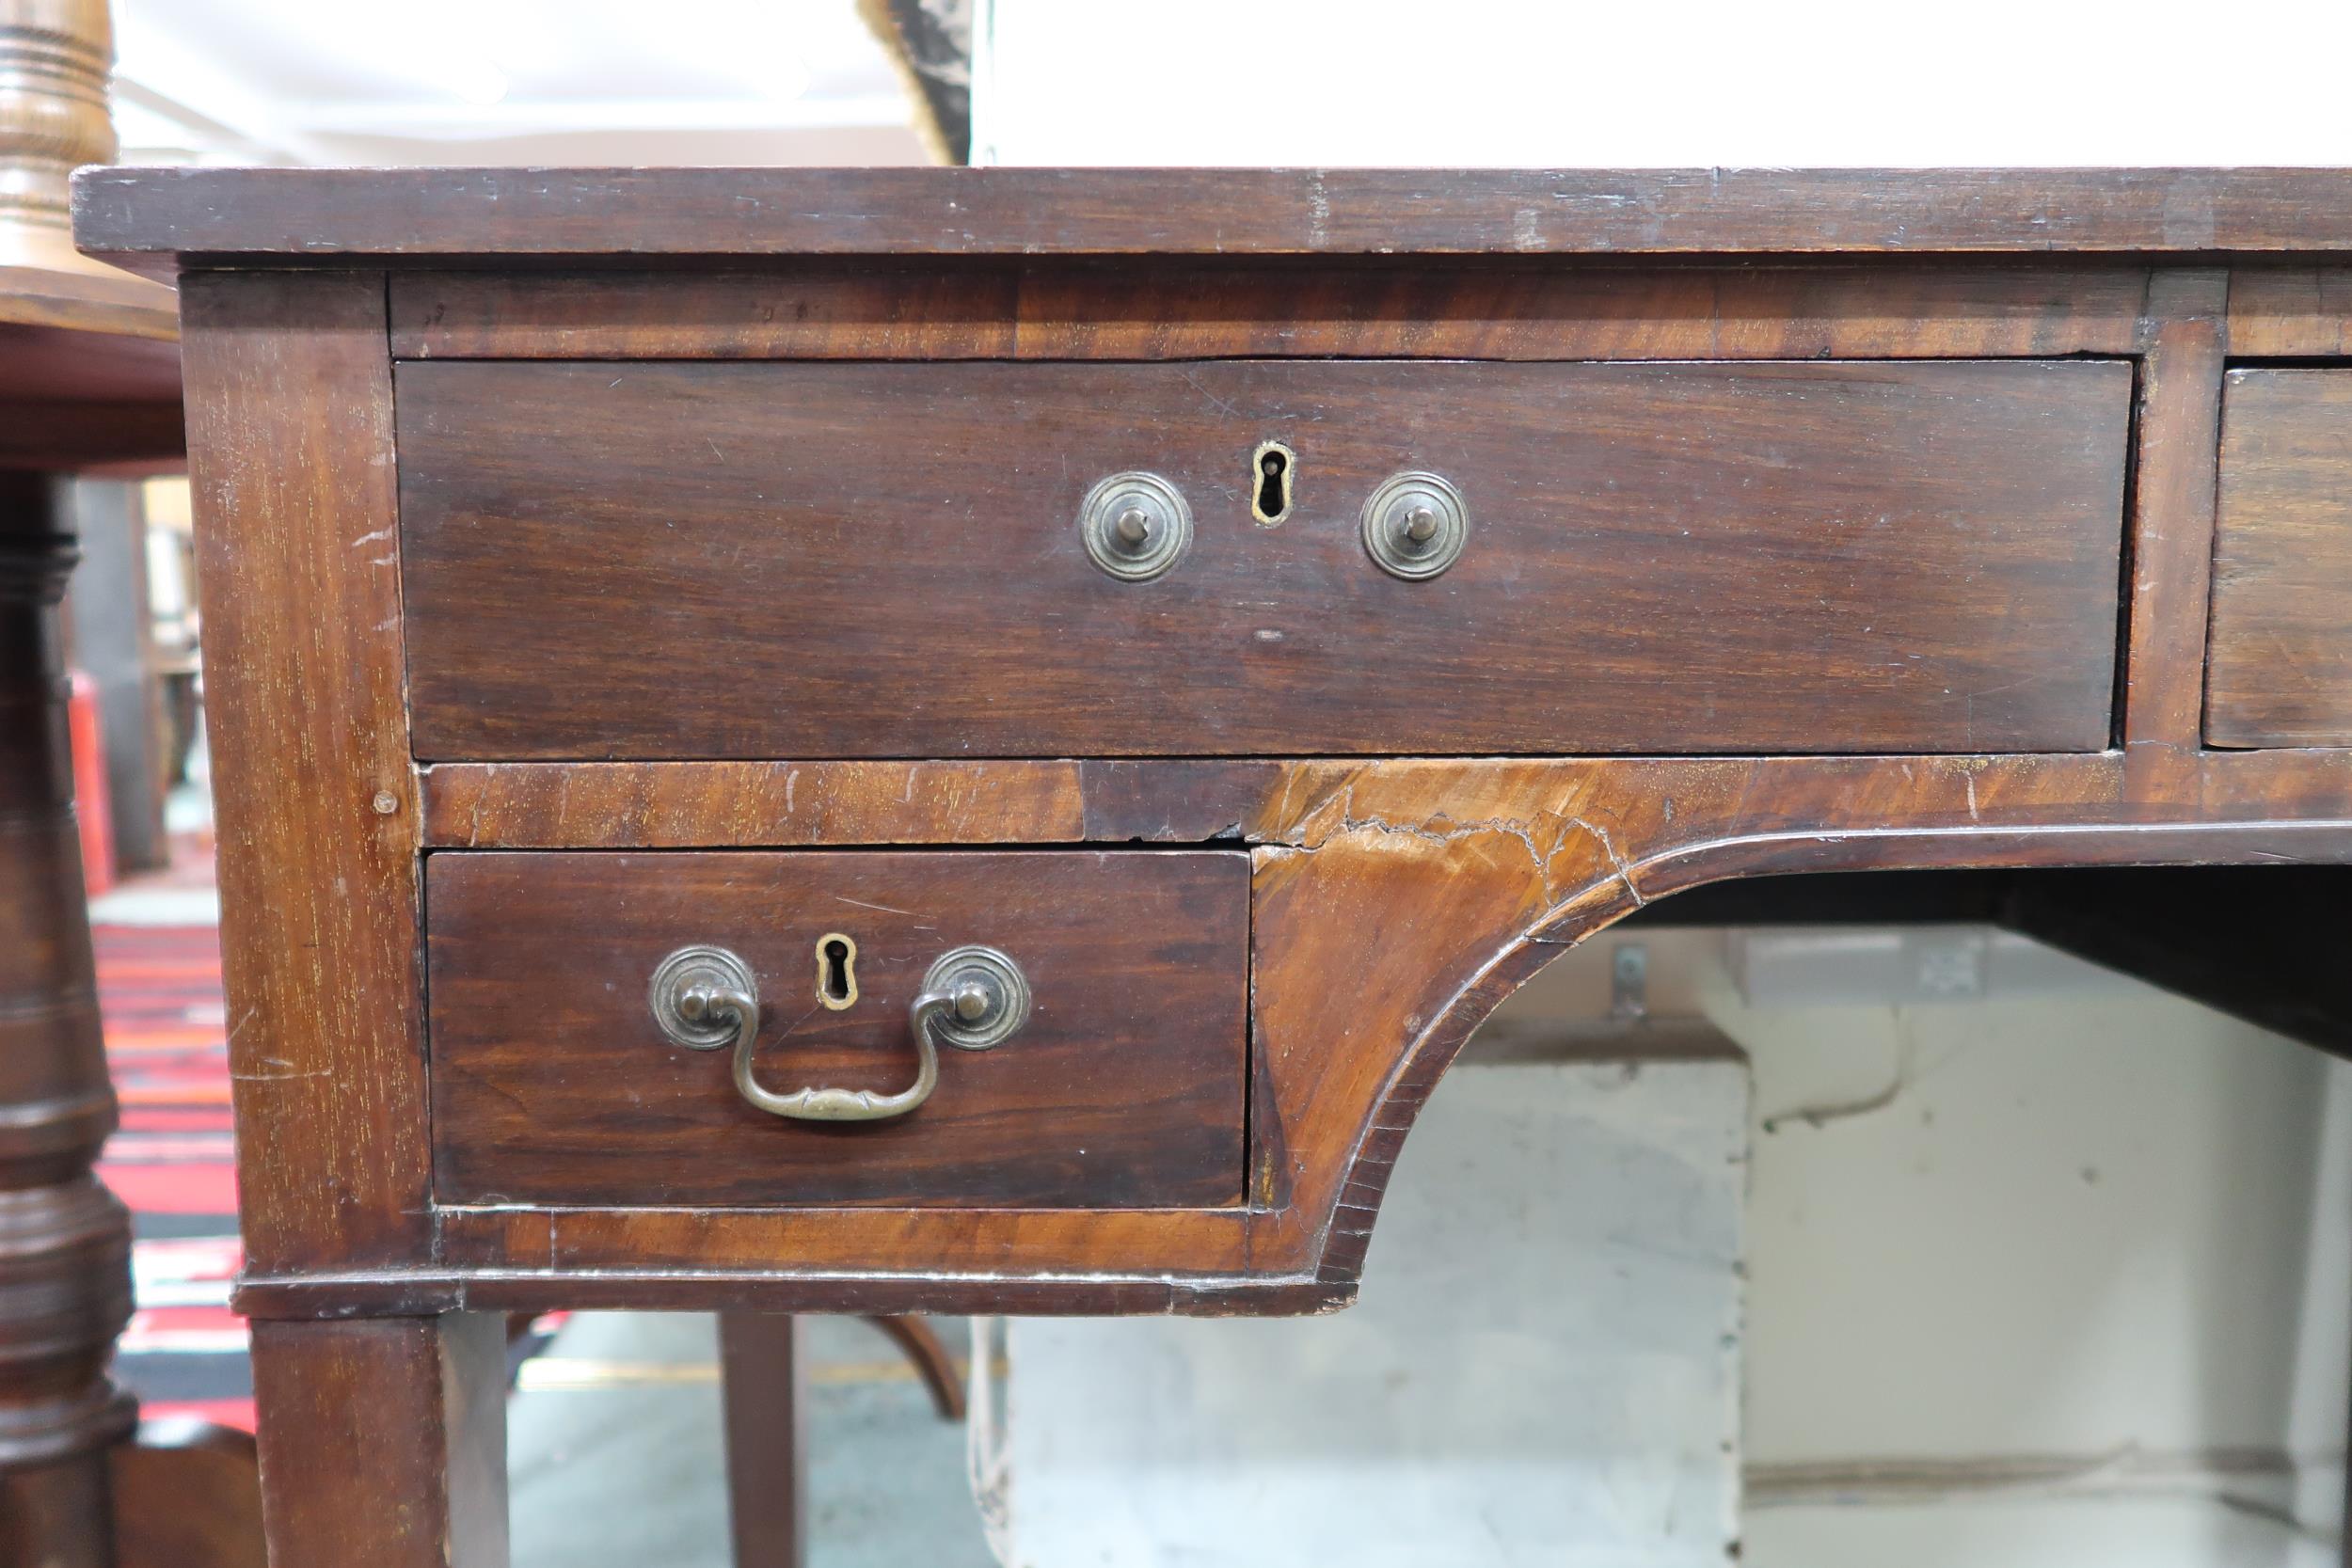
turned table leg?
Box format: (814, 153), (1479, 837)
(0, 472), (138, 1565)
(248, 1315), (509, 1568)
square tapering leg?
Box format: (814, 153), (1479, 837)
(720, 1313), (807, 1568)
(249, 1315), (508, 1568)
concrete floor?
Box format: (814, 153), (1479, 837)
(510, 1312), (994, 1568)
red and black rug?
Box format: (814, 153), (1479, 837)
(93, 920), (251, 1430)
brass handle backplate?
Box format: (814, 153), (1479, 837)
(1361, 470), (1470, 579)
(648, 943), (1028, 1123)
(1078, 469), (1192, 581)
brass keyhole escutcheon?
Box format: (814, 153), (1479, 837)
(815, 932), (858, 1010)
(1251, 440), (1296, 526)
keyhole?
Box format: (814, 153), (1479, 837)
(815, 933), (859, 1010)
(1256, 452), (1285, 514)
(1250, 441), (1295, 526)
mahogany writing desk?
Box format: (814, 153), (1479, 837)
(72, 167), (2352, 1565)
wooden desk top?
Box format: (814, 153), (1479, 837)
(73, 166), (2352, 276)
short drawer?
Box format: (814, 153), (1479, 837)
(425, 850), (1248, 1209)
(2208, 368), (2352, 747)
(395, 357), (2130, 759)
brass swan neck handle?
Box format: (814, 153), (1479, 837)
(652, 944), (1028, 1124)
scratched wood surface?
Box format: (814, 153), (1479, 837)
(122, 172), (2352, 1568)
(177, 271), (433, 1273)
(126, 226), (2352, 1324)
(72, 166), (2352, 278)
(397, 356), (2130, 759)
(231, 743), (2352, 1319)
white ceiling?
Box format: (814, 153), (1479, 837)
(111, 0), (931, 166)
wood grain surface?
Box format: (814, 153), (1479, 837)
(145, 238), (2352, 1325)
(420, 760), (1086, 847)
(397, 356), (2130, 759)
(2227, 265), (2352, 356)
(393, 262), (1019, 360)
(2208, 369), (2352, 747)
(233, 745), (2352, 1320)
(2122, 271), (2229, 756)
(426, 850), (1248, 1208)
(389, 261), (2151, 362)
(178, 271), (433, 1272)
(248, 1315), (507, 1568)
(72, 166), (2352, 277)
(720, 1315), (806, 1568)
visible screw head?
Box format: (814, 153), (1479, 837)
(1113, 506), (1152, 548)
(678, 987), (711, 1022)
(1400, 504), (1439, 546)
(372, 790), (399, 816)
(951, 980), (993, 1022)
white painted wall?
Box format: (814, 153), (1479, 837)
(1003, 1045), (1750, 1566)
(1713, 956), (2349, 1567)
(1481, 936), (2352, 1565)
(970, 0), (2352, 167)
(109, 0), (929, 166)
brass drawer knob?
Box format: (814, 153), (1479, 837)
(1362, 470), (1469, 579)
(1080, 470), (1192, 581)
(649, 943), (1029, 1123)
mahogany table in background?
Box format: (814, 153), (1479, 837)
(0, 3), (264, 1563)
(74, 165), (2352, 1566)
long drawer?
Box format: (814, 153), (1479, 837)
(425, 850), (1248, 1209)
(395, 357), (2131, 759)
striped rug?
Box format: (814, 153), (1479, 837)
(93, 919), (252, 1430)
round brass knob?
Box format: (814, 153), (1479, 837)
(1080, 471), (1192, 581)
(950, 980), (993, 1022)
(922, 945), (1030, 1052)
(648, 945), (759, 1052)
(1361, 472), (1470, 579)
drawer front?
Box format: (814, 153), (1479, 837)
(425, 851), (1248, 1209)
(396, 358), (2129, 759)
(2208, 369), (2352, 747)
